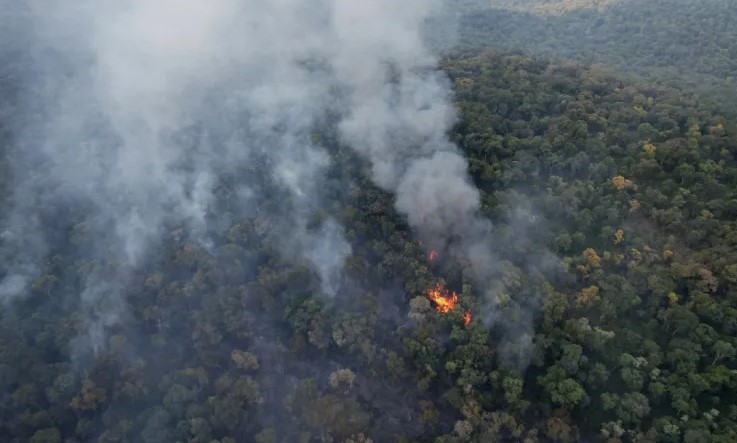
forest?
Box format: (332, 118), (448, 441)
(454, 0), (737, 115)
(1, 1), (737, 443)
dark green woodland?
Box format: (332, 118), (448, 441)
(2, 1), (737, 442)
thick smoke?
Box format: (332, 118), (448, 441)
(1, 1), (356, 348)
(327, 1), (543, 368)
(0, 0), (537, 366)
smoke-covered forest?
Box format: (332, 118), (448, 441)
(1, 1), (737, 442)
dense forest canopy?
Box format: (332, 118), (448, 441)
(455, 0), (737, 115)
(1, 1), (737, 443)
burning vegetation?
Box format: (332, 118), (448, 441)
(425, 281), (458, 314)
(463, 310), (472, 328)
(422, 249), (473, 326)
(423, 281), (473, 327)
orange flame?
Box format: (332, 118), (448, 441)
(428, 250), (439, 261)
(425, 282), (458, 314)
(463, 310), (472, 327)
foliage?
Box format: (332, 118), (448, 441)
(456, 0), (737, 116)
(2, 43), (737, 442)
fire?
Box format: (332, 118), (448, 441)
(425, 282), (458, 314)
(463, 310), (472, 327)
(422, 250), (469, 326)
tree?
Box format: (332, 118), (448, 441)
(538, 366), (585, 407)
(559, 343), (586, 375)
(502, 374), (529, 411)
(617, 392), (650, 425)
(611, 176), (633, 190)
(231, 350), (259, 371)
(70, 379), (106, 411)
(304, 395), (370, 442)
(712, 340), (736, 365)
(329, 368), (357, 393)
(255, 428), (277, 443)
(30, 428), (61, 443)
(577, 285), (600, 306)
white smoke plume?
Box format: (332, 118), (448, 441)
(0, 0), (529, 360)
(327, 1), (549, 371)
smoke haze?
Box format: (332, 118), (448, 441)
(0, 0), (541, 369)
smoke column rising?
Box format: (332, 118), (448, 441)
(329, 1), (516, 337)
(0, 0), (522, 358)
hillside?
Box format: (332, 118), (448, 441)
(456, 0), (737, 115)
(2, 48), (737, 442)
